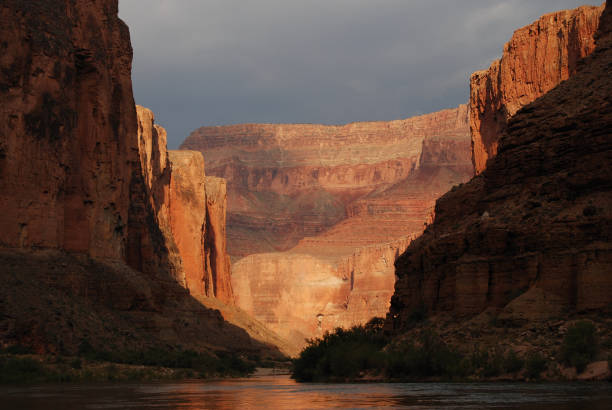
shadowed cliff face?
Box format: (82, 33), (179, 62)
(470, 4), (604, 175)
(0, 0), (282, 359)
(182, 106), (470, 258)
(390, 1), (612, 331)
(196, 107), (473, 351)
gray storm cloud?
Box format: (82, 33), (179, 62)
(119, 0), (599, 148)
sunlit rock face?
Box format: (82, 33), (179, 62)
(0, 0), (136, 259)
(166, 151), (233, 304)
(390, 2), (612, 330)
(186, 106), (473, 351)
(470, 4), (604, 175)
(181, 106), (471, 258)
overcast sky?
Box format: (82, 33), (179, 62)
(119, 0), (599, 149)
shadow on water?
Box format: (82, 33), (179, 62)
(0, 375), (611, 409)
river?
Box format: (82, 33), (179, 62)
(0, 375), (610, 409)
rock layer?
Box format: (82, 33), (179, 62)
(224, 109), (473, 350)
(470, 4), (604, 175)
(182, 106), (470, 258)
(389, 2), (612, 330)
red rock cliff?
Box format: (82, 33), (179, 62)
(390, 2), (612, 330)
(203, 177), (234, 304)
(0, 0), (273, 357)
(182, 106), (470, 258)
(470, 4), (604, 175)
(227, 107), (472, 350)
(128, 106), (184, 283)
(0, 0), (136, 258)
(167, 151), (233, 303)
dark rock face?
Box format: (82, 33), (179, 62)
(389, 2), (612, 330)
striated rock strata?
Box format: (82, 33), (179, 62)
(470, 4), (604, 175)
(0, 0), (278, 358)
(389, 2), (612, 330)
(225, 109), (473, 350)
(182, 106), (470, 258)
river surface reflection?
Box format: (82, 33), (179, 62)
(1, 375), (611, 409)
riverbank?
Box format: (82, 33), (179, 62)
(0, 348), (291, 384)
(291, 313), (612, 383)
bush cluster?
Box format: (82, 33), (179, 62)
(560, 321), (599, 373)
(291, 322), (531, 382)
(77, 340), (255, 377)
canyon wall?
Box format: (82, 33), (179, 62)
(390, 2), (612, 330)
(470, 4), (604, 175)
(232, 237), (413, 349)
(190, 106), (473, 351)
(0, 0), (279, 358)
(182, 106), (470, 258)
(166, 151), (234, 303)
(0, 0), (136, 259)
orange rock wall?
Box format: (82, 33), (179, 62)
(227, 108), (473, 351)
(390, 2), (612, 330)
(204, 177), (234, 304)
(166, 151), (234, 303)
(232, 237), (412, 350)
(182, 106), (469, 258)
(168, 151), (207, 295)
(470, 4), (603, 175)
(0, 0), (136, 259)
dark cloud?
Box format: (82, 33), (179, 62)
(119, 0), (599, 148)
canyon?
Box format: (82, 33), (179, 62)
(0, 0), (285, 359)
(183, 106), (473, 349)
(1, 0), (609, 369)
(389, 1), (612, 329)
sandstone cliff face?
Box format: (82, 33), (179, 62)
(127, 107), (184, 283)
(133, 109), (234, 303)
(167, 151), (207, 295)
(390, 2), (612, 330)
(0, 0), (135, 258)
(470, 4), (604, 175)
(166, 152), (233, 303)
(0, 0), (273, 358)
(182, 106), (470, 258)
(232, 237), (412, 350)
(203, 177), (233, 304)
(227, 109), (472, 351)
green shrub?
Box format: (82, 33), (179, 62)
(292, 324), (388, 382)
(70, 358), (82, 370)
(503, 350), (524, 374)
(0, 356), (49, 383)
(482, 348), (504, 378)
(560, 321), (598, 373)
(525, 352), (547, 380)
